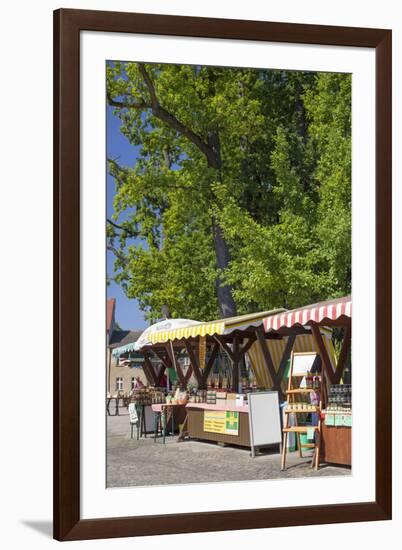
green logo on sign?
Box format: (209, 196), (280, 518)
(225, 411), (239, 432)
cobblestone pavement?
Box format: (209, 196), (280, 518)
(107, 409), (350, 488)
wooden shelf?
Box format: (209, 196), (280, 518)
(283, 426), (319, 433)
(281, 352), (323, 471)
(285, 407), (319, 414)
(286, 388), (317, 394)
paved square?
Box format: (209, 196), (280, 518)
(107, 409), (350, 488)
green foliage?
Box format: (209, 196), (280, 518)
(304, 73), (352, 296)
(107, 63), (351, 321)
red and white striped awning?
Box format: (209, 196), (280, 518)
(264, 296), (352, 331)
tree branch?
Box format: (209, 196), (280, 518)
(139, 63), (220, 169)
(107, 92), (150, 110)
(106, 244), (129, 266)
(107, 158), (203, 193)
(107, 219), (138, 238)
(109, 64), (220, 169)
(137, 64), (159, 107)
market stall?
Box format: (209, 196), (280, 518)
(184, 391), (282, 456)
(263, 295), (351, 386)
(263, 296), (352, 468)
(138, 309), (285, 393)
(110, 297), (351, 462)
(111, 318), (201, 387)
(132, 310), (285, 447)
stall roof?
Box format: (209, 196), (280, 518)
(263, 295), (351, 331)
(112, 319), (202, 356)
(110, 330), (143, 358)
(148, 308), (285, 346)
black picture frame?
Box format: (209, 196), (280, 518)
(54, 8), (392, 541)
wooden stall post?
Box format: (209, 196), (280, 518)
(255, 325), (278, 389)
(141, 352), (159, 386)
(274, 333), (296, 391)
(201, 342), (219, 387)
(214, 335), (236, 390)
(165, 342), (187, 389)
(232, 333), (240, 392)
(310, 323), (336, 385)
(334, 322), (351, 384)
(183, 340), (204, 388)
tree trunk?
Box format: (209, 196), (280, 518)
(124, 66), (237, 318)
(212, 217), (237, 318)
(206, 129), (237, 318)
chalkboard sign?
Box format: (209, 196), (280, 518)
(292, 352), (320, 376)
(248, 391), (282, 458)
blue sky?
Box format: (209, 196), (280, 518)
(106, 104), (148, 330)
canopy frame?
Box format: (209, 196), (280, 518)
(263, 296), (352, 385)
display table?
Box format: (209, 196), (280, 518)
(186, 402), (249, 413)
(185, 402), (251, 448)
(320, 424), (352, 466)
(151, 403), (187, 413)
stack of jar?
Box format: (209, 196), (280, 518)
(206, 390), (217, 404)
(326, 384), (352, 412)
(287, 402), (319, 412)
(131, 388), (166, 406)
(151, 390), (166, 404)
(188, 390), (207, 403)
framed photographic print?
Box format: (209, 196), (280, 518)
(54, 8), (392, 541)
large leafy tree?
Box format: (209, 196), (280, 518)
(304, 73), (352, 296)
(107, 63), (351, 322)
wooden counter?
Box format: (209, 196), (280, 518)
(186, 402), (249, 413)
(321, 424), (351, 466)
(186, 404), (251, 447)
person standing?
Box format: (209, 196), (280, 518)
(133, 376), (145, 390)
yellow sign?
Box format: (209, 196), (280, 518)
(203, 410), (239, 436)
(199, 336), (206, 369)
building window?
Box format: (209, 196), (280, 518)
(115, 377), (123, 391)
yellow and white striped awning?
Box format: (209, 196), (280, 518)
(149, 321), (225, 344)
(149, 308), (285, 346)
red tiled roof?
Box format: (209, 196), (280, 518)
(106, 298), (116, 333)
